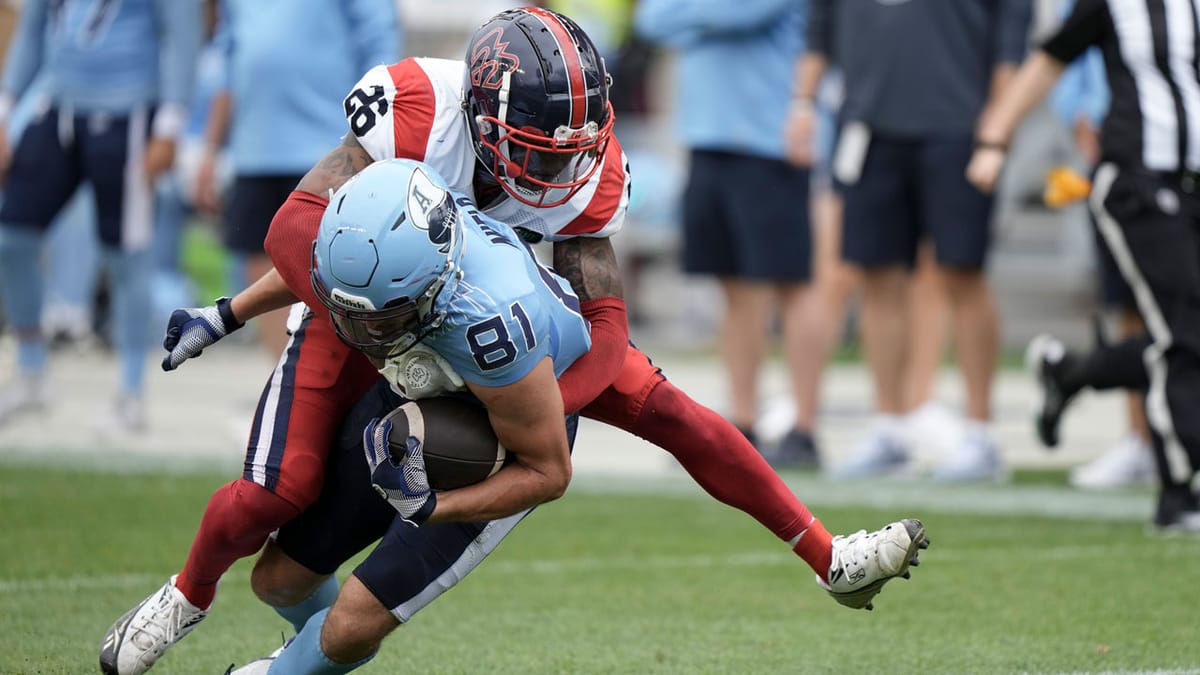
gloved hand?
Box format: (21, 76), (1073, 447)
(161, 296), (244, 371)
(378, 343), (465, 399)
(363, 408), (436, 526)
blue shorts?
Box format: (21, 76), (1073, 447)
(839, 133), (993, 270)
(224, 174), (302, 254)
(681, 150), (812, 282)
(0, 106), (154, 250)
(276, 379), (579, 622)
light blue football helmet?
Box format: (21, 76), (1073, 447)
(311, 159), (466, 359)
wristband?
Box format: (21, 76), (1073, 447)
(974, 139), (1008, 152)
(216, 296), (244, 332)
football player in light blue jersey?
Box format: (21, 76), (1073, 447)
(0, 0), (201, 430)
(226, 158), (589, 674)
(110, 157), (590, 674)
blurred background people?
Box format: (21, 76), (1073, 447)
(0, 0), (201, 431)
(192, 0), (403, 359)
(795, 0), (1032, 481)
(634, 0), (825, 468)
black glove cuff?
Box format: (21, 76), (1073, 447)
(216, 296), (244, 333)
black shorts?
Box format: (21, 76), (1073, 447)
(223, 174), (303, 254)
(1090, 212), (1137, 311)
(839, 133), (993, 270)
(681, 150), (812, 282)
(276, 379), (579, 622)
(0, 106), (154, 250)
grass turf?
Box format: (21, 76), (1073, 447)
(1, 463), (1198, 674)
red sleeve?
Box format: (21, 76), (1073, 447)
(263, 190), (330, 312)
(557, 297), (629, 414)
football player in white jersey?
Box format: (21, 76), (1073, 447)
(102, 8), (929, 674)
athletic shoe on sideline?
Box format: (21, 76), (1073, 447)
(1025, 334), (1081, 448)
(1069, 434), (1155, 489)
(932, 430), (1006, 482)
(828, 426), (910, 479)
(903, 400), (964, 458)
(100, 575), (207, 675)
(766, 428), (820, 469)
(0, 373), (49, 426)
(818, 519), (930, 610)
(92, 393), (148, 436)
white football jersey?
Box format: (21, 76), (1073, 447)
(343, 57), (630, 242)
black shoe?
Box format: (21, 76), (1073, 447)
(735, 424), (759, 451)
(766, 428), (820, 469)
(1153, 484), (1200, 533)
(1024, 335), (1082, 448)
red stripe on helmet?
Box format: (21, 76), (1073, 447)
(523, 7), (587, 129)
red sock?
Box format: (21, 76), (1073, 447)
(792, 518), (834, 582)
(628, 381), (814, 542)
(175, 479), (300, 609)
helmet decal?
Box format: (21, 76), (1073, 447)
(469, 27), (520, 90)
(407, 166), (457, 253)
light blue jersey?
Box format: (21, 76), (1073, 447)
(215, 0), (402, 174)
(1, 0), (200, 118)
(427, 195), (591, 389)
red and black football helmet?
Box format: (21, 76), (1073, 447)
(463, 7), (615, 208)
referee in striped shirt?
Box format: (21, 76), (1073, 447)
(968, 0), (1200, 532)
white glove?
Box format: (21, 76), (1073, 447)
(378, 343), (465, 399)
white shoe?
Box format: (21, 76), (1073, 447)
(0, 374), (49, 426)
(225, 638), (290, 675)
(92, 393), (148, 436)
(828, 423), (911, 479)
(932, 429), (1006, 482)
(902, 400), (964, 458)
(1069, 434), (1155, 489)
(99, 575), (207, 675)
(818, 519), (930, 610)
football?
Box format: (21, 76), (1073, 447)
(386, 397), (508, 491)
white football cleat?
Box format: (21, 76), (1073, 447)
(225, 638), (291, 675)
(99, 575), (207, 674)
(818, 519), (929, 610)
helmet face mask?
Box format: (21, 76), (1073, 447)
(310, 160), (465, 360)
(464, 7), (615, 208)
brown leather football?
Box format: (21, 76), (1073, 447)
(386, 397), (508, 491)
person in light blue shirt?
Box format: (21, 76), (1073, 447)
(193, 0), (403, 359)
(0, 0), (201, 432)
(635, 0), (825, 469)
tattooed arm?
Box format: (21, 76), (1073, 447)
(296, 133), (375, 197)
(552, 236), (630, 413)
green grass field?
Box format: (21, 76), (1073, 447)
(2, 461), (1199, 675)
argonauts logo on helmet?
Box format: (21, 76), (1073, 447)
(406, 167), (457, 253)
(469, 27), (521, 90)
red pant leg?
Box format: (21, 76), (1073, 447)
(582, 346), (813, 542)
(242, 313), (381, 509)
